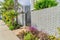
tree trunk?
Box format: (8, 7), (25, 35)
(14, 0), (18, 24)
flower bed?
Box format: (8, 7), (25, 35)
(13, 26), (60, 40)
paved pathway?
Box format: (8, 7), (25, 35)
(0, 20), (20, 40)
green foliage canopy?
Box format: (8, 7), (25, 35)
(0, 0), (18, 30)
(34, 0), (58, 10)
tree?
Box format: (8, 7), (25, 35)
(0, 0), (17, 26)
(14, 0), (18, 24)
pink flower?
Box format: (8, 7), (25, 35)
(29, 26), (37, 31)
(28, 26), (39, 34)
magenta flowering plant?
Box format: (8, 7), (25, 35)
(28, 26), (39, 35)
(29, 26), (37, 31)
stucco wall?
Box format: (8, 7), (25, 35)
(31, 6), (60, 37)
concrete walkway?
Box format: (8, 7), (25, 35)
(0, 20), (20, 40)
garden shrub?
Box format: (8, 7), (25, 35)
(48, 35), (60, 40)
(48, 35), (57, 40)
(24, 32), (38, 40)
(37, 31), (48, 40)
(8, 26), (60, 40)
(34, 0), (58, 10)
(47, 27), (60, 40)
(9, 25), (15, 30)
(16, 26), (60, 40)
(0, 0), (21, 30)
(16, 26), (51, 40)
(2, 10), (18, 30)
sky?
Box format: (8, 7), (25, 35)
(0, 0), (3, 2)
(18, 0), (31, 6)
(0, 0), (60, 2)
(0, 0), (31, 5)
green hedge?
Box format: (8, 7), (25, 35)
(34, 0), (58, 10)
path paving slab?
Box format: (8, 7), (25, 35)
(0, 20), (20, 40)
